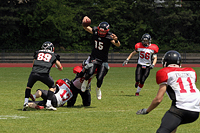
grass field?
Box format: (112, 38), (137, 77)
(0, 66), (200, 133)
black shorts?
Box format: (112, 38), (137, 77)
(156, 106), (199, 133)
(37, 89), (58, 107)
(27, 72), (55, 88)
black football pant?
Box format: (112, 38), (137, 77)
(67, 83), (91, 107)
(135, 64), (150, 85)
(84, 64), (108, 88)
(157, 106), (199, 133)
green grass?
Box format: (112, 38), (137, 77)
(0, 67), (200, 133)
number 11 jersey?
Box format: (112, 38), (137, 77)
(156, 67), (200, 112)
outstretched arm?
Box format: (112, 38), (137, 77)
(122, 50), (138, 66)
(82, 16), (93, 34)
(136, 84), (167, 115)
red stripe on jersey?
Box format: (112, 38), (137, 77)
(156, 67), (196, 85)
(55, 79), (70, 88)
(135, 42), (159, 54)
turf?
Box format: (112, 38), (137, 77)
(0, 67), (200, 133)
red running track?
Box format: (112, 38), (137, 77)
(0, 63), (200, 67)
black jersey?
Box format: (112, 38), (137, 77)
(90, 27), (113, 62)
(32, 50), (60, 73)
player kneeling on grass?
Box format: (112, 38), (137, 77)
(67, 60), (98, 107)
(28, 79), (73, 111)
(136, 50), (200, 133)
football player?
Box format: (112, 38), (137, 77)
(136, 50), (200, 133)
(28, 79), (73, 110)
(67, 62), (98, 107)
(80, 16), (121, 100)
(23, 41), (63, 111)
(122, 33), (159, 96)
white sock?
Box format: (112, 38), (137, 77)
(24, 98), (29, 104)
(33, 95), (36, 99)
(46, 100), (51, 106)
(136, 87), (142, 93)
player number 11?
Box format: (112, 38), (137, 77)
(177, 77), (196, 93)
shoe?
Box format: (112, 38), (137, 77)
(46, 105), (57, 111)
(30, 94), (35, 101)
(135, 93), (139, 96)
(22, 103), (28, 111)
(81, 80), (87, 92)
(96, 87), (102, 100)
(35, 105), (44, 110)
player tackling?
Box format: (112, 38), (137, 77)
(136, 50), (200, 133)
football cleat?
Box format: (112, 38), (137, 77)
(22, 103), (28, 111)
(35, 105), (44, 110)
(81, 80), (88, 92)
(46, 105), (57, 111)
(30, 94), (35, 101)
(96, 87), (102, 100)
(135, 93), (139, 96)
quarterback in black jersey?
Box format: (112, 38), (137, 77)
(23, 41), (63, 111)
(81, 16), (121, 100)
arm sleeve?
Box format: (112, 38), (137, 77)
(156, 69), (168, 85)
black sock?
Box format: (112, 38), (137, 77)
(25, 89), (31, 98)
(47, 90), (54, 100)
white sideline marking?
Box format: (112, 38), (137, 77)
(0, 115), (28, 119)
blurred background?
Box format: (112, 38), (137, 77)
(0, 0), (199, 63)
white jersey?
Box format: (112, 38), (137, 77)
(135, 42), (159, 66)
(156, 67), (200, 112)
(55, 79), (73, 107)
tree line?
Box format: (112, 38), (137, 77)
(0, 0), (200, 53)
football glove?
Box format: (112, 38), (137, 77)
(150, 64), (154, 69)
(122, 59), (129, 66)
(136, 108), (148, 115)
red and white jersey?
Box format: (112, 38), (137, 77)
(156, 67), (200, 112)
(135, 42), (159, 66)
(72, 66), (96, 89)
(55, 79), (73, 107)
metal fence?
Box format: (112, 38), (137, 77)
(0, 49), (200, 64)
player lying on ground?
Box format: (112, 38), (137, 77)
(28, 79), (73, 111)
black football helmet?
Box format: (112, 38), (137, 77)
(62, 78), (71, 86)
(141, 33), (151, 46)
(162, 50), (181, 67)
(97, 22), (110, 37)
(41, 41), (54, 52)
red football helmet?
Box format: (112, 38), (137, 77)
(97, 22), (110, 37)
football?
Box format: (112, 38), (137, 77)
(82, 19), (91, 27)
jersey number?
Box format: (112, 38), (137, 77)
(95, 41), (103, 50)
(140, 51), (150, 60)
(60, 90), (71, 101)
(37, 53), (52, 62)
(177, 77), (196, 93)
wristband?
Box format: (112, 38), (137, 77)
(58, 66), (63, 70)
(115, 40), (119, 43)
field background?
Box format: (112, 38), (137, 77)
(0, 66), (200, 133)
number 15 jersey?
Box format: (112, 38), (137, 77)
(156, 67), (200, 112)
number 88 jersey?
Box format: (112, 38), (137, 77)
(156, 67), (200, 112)
(135, 42), (159, 66)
